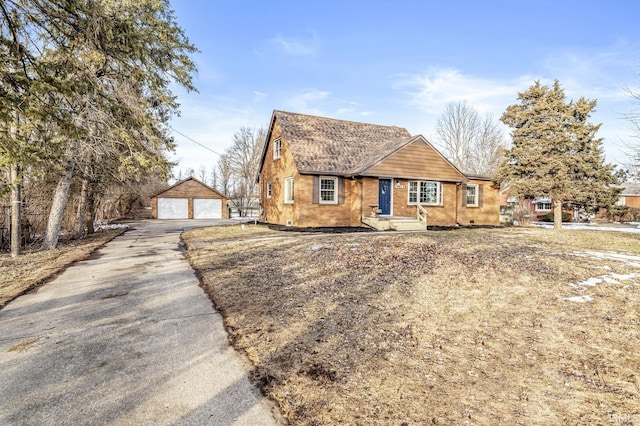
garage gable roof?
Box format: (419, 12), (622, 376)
(151, 176), (227, 199)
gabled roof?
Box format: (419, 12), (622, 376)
(359, 134), (467, 181)
(620, 182), (640, 196)
(151, 176), (227, 199)
(260, 110), (413, 176)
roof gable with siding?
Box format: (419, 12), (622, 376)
(151, 176), (227, 199)
(361, 135), (467, 181)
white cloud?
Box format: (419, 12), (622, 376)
(252, 90), (267, 102)
(393, 66), (535, 115)
(284, 89), (330, 114)
(393, 48), (640, 165)
(267, 34), (318, 56)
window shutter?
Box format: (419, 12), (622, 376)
(312, 176), (319, 204)
(461, 183), (467, 207)
(478, 184), (484, 207)
(338, 177), (345, 204)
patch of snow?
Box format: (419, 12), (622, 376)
(573, 251), (640, 268)
(563, 294), (594, 303)
(594, 265), (613, 271)
(310, 244), (324, 251)
(603, 276), (621, 284)
(576, 277), (602, 287)
(95, 221), (129, 231)
(533, 222), (640, 234)
(610, 272), (640, 281)
(564, 250), (640, 301)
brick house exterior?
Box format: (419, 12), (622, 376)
(257, 110), (500, 228)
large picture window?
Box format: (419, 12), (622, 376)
(319, 176), (338, 204)
(533, 197), (551, 211)
(408, 181), (441, 205)
(284, 177), (294, 204)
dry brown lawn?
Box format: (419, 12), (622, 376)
(0, 228), (127, 309)
(184, 224), (640, 425)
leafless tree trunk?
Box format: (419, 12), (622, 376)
(209, 166), (218, 190)
(75, 172), (90, 239)
(43, 139), (80, 249)
(216, 154), (232, 196)
(86, 180), (97, 234)
(197, 165), (208, 184)
(10, 164), (21, 257)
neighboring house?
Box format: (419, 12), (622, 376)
(616, 182), (640, 209)
(603, 182), (640, 221)
(150, 176), (228, 219)
(256, 110), (500, 229)
(500, 194), (555, 222)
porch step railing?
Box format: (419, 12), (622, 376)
(417, 204), (428, 228)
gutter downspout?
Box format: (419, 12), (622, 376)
(455, 182), (460, 225)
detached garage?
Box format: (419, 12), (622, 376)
(151, 177), (228, 219)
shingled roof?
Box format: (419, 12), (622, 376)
(270, 110), (413, 175)
(621, 182), (640, 196)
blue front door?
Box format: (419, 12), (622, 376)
(378, 179), (391, 215)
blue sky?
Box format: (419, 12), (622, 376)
(167, 0), (640, 177)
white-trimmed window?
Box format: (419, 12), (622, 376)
(616, 196), (626, 206)
(266, 181), (272, 199)
(273, 137), (282, 160)
(408, 181), (442, 205)
(466, 184), (479, 207)
(534, 198), (552, 211)
(536, 202), (552, 211)
(319, 176), (338, 204)
(284, 177), (294, 204)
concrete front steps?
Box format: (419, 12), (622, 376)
(362, 216), (427, 231)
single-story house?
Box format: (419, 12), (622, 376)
(150, 176), (228, 219)
(616, 182), (640, 209)
(500, 187), (558, 223)
(256, 110), (500, 230)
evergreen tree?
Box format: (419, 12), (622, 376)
(1, 0), (197, 249)
(496, 80), (618, 230)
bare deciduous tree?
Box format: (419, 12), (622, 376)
(216, 154), (232, 197)
(435, 101), (507, 176)
(622, 86), (640, 180)
(223, 126), (266, 217)
(197, 165), (208, 185)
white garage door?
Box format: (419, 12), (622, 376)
(193, 198), (222, 219)
(157, 198), (188, 219)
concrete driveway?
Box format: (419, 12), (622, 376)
(0, 220), (281, 425)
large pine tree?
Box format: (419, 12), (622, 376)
(496, 80), (618, 230)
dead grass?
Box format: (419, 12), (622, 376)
(184, 223), (304, 243)
(183, 226), (640, 425)
(0, 228), (127, 309)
